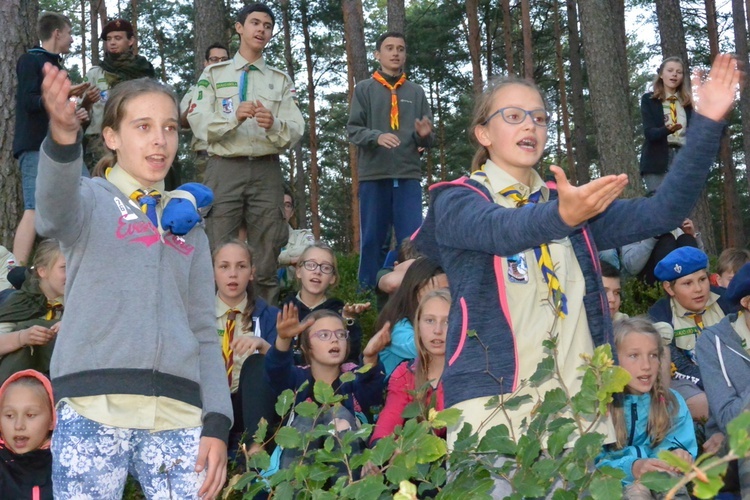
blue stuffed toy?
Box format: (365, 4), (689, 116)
(161, 183), (214, 235)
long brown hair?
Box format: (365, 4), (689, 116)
(610, 316), (678, 449)
(92, 78), (179, 177)
(413, 289), (450, 392)
(651, 57), (693, 107)
(212, 239), (256, 332)
(469, 76), (547, 172)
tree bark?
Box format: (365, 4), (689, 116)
(554, 1), (575, 184)
(436, 80), (447, 181)
(521, 0), (534, 81)
(130, 0), (139, 55)
(502, 0), (513, 73)
(192, 0), (228, 80)
(387, 0), (405, 33)
(80, 0), (87, 75)
(731, 0), (750, 198)
(704, 0), (720, 58)
(0, 0), (37, 245)
(465, 0), (483, 94)
(342, 0), (369, 252)
(300, 0), (321, 240)
(565, 0), (590, 184)
(655, 0), (688, 64)
(90, 0), (106, 65)
(577, 0), (639, 196)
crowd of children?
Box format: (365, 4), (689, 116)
(2, 3), (748, 497)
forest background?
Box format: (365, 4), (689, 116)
(1, 0), (749, 259)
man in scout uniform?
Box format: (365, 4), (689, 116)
(82, 18), (156, 169)
(180, 43), (231, 182)
(188, 2), (304, 304)
(347, 31), (434, 289)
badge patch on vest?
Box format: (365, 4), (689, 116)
(222, 98), (234, 114)
(507, 253), (528, 283)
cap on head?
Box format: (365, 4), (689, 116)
(100, 18), (134, 40)
(654, 247), (709, 282)
(724, 263), (750, 307)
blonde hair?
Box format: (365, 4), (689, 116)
(31, 239), (62, 281)
(469, 77), (547, 172)
(651, 57), (693, 107)
(610, 317), (678, 449)
(297, 242), (338, 290)
(717, 248), (750, 276)
(413, 289), (450, 393)
(93, 78), (179, 177)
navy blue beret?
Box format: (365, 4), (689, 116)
(725, 262), (750, 306)
(654, 247), (709, 282)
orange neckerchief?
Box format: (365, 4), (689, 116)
(372, 70), (407, 130)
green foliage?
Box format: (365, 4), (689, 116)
(620, 276), (664, 317)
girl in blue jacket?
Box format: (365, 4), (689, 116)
(598, 317), (696, 497)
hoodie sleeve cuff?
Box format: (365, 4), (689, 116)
(201, 412), (232, 444)
(42, 130), (83, 164)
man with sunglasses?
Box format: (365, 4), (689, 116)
(188, 3), (304, 304)
(180, 42), (231, 182)
(347, 31), (434, 290)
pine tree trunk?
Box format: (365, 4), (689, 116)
(554, 1), (575, 184)
(192, 0), (227, 80)
(566, 0), (590, 184)
(577, 0), (639, 196)
(0, 0), (37, 245)
(387, 0), (405, 33)
(80, 0), (87, 75)
(280, 0), (307, 228)
(436, 81), (447, 181)
(90, 0), (106, 65)
(300, 0), (321, 240)
(655, 0), (688, 64)
(731, 0), (750, 199)
(521, 0), (533, 81)
(465, 0), (483, 94)
(342, 0), (369, 253)
(502, 0), (513, 73)
(130, 0), (139, 55)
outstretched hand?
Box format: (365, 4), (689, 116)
(551, 165), (628, 227)
(276, 303), (314, 341)
(693, 53), (743, 121)
(41, 63), (80, 145)
(362, 321), (391, 366)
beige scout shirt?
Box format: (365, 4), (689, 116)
(458, 160), (615, 445)
(660, 292), (725, 357)
(63, 166), (202, 431)
(180, 85), (208, 152)
(83, 66), (109, 136)
(187, 54), (304, 157)
(216, 294), (259, 393)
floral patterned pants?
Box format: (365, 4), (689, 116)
(52, 401), (205, 499)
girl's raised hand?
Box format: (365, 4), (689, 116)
(40, 63), (80, 145)
(693, 54), (743, 122)
(551, 165), (629, 227)
(362, 321), (391, 366)
(275, 303), (313, 341)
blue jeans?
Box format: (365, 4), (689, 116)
(20, 150), (90, 210)
(358, 179), (423, 288)
(52, 402), (204, 499)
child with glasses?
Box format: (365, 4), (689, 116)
(413, 57), (741, 495)
(266, 306), (390, 425)
(282, 242), (368, 362)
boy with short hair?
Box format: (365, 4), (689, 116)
(188, 3), (304, 303)
(600, 260), (626, 321)
(716, 247), (750, 288)
(82, 18), (156, 168)
(347, 31), (434, 289)
(13, 12), (88, 266)
(180, 42), (231, 182)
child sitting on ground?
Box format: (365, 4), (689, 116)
(597, 317), (696, 499)
(0, 369), (56, 499)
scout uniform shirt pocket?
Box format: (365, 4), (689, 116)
(215, 82), (239, 115)
(256, 86), (283, 113)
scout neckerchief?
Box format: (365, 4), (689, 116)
(499, 185), (568, 318)
(130, 189), (162, 227)
(45, 300), (63, 321)
(240, 63), (260, 102)
(372, 70), (407, 130)
(666, 95), (678, 128)
(222, 309), (240, 386)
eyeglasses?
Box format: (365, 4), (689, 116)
(483, 107), (551, 127)
(311, 329), (349, 341)
(208, 57), (230, 63)
(301, 260), (334, 274)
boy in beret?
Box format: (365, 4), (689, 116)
(648, 246), (728, 423)
(81, 18), (155, 168)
